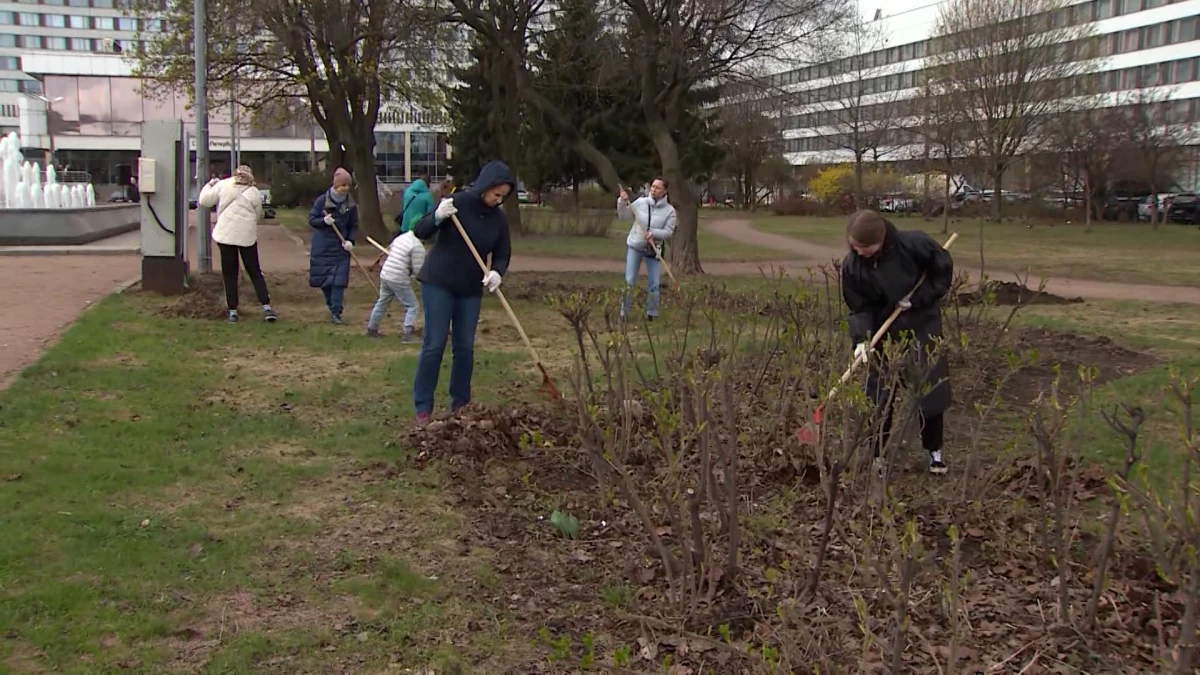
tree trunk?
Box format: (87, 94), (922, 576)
(670, 194), (701, 275)
(746, 165), (756, 212)
(344, 137), (389, 245)
(991, 163), (1005, 221)
(942, 172), (951, 234)
(1084, 172), (1093, 233)
(1150, 182), (1159, 231)
(572, 172), (580, 211)
(854, 153), (865, 209)
(499, 67), (524, 235)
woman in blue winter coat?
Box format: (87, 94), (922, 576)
(617, 178), (676, 321)
(308, 168), (358, 324)
(411, 160), (514, 427)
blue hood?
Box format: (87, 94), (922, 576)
(406, 179), (429, 195)
(469, 161), (515, 204)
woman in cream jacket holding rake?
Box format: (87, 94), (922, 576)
(616, 177), (676, 321)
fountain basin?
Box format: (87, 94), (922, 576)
(0, 204), (140, 246)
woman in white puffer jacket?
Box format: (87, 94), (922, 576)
(198, 165), (278, 323)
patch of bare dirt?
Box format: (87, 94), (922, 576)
(222, 349), (365, 389)
(1000, 328), (1159, 405)
(957, 280), (1084, 306)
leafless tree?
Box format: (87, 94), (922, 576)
(1113, 86), (1191, 229)
(716, 82), (786, 210)
(451, 0), (849, 274)
(916, 77), (967, 234)
(1040, 105), (1120, 230)
(130, 0), (450, 242)
(928, 0), (1097, 220)
(810, 17), (905, 208)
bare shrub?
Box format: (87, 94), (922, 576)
(521, 207), (613, 237)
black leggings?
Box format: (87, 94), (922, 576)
(876, 408), (944, 457)
(218, 243), (271, 310)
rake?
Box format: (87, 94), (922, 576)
(795, 232), (959, 446)
(449, 213), (561, 400)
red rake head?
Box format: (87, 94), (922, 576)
(536, 364), (563, 400)
(794, 405), (825, 446)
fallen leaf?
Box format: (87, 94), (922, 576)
(5, 473), (20, 482)
(139, 519), (151, 528)
(966, 528), (986, 538)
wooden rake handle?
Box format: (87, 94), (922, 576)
(448, 213), (544, 367)
(825, 231), (959, 402)
(327, 218), (377, 292)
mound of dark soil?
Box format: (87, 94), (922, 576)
(957, 280), (1083, 306)
(402, 403), (578, 468)
(155, 274), (228, 320)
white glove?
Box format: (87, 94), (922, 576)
(854, 342), (869, 361)
(207, 177), (220, 187)
(482, 270), (502, 293)
(341, 241), (353, 252)
(897, 299), (912, 311)
(323, 213), (335, 226)
(435, 198), (457, 222)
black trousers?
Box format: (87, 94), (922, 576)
(218, 243), (271, 311)
(876, 408), (944, 457)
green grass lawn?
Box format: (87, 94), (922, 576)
(748, 213), (1200, 286)
(2, 269), (1198, 671)
(274, 208), (782, 263)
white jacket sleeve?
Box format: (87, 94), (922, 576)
(197, 180), (224, 209)
(409, 237), (426, 277)
(650, 206), (676, 241)
(616, 195), (635, 221)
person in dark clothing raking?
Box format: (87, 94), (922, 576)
(841, 210), (954, 475)
(411, 160), (514, 428)
(308, 168), (358, 324)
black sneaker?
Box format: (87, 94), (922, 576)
(264, 309), (279, 322)
(227, 311), (238, 323)
(330, 314), (345, 326)
(929, 451), (947, 475)
(647, 315), (656, 322)
(366, 328), (382, 338)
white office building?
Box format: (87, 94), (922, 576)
(772, 0), (1200, 189)
(1, 0), (449, 191)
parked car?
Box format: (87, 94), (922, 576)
(1167, 193), (1200, 225)
(1101, 191), (1149, 222)
(1137, 193), (1175, 222)
(260, 189), (276, 219)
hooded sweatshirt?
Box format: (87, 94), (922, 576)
(413, 160), (514, 296)
(398, 179), (435, 234)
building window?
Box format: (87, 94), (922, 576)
(69, 0), (89, 7)
(144, 18), (162, 31)
(0, 80), (17, 92)
(0, 57), (18, 70)
(47, 36), (68, 50)
(117, 17), (135, 31)
(1143, 24), (1163, 49)
(22, 35), (43, 49)
(45, 0), (66, 5)
(19, 79), (43, 94)
(94, 16), (114, 30)
(68, 15), (87, 28)
(0, 35), (14, 48)
(94, 0), (114, 7)
(70, 37), (90, 51)
(0, 12), (12, 25)
(18, 12), (38, 26)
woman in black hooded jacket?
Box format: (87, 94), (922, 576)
(410, 161), (514, 427)
(841, 209), (954, 475)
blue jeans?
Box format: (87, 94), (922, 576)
(622, 245), (662, 318)
(321, 286), (346, 316)
(367, 278), (419, 330)
(413, 282), (482, 414)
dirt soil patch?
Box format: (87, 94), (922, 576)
(389, 325), (1173, 672)
(1000, 328), (1159, 404)
(957, 280), (1084, 306)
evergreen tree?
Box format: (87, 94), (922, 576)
(446, 38), (501, 189)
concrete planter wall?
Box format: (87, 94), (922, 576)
(0, 204), (140, 246)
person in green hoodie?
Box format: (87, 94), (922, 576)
(397, 175), (436, 234)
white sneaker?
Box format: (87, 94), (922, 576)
(928, 450), (947, 475)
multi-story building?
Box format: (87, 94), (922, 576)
(2, 1), (449, 193)
(770, 0), (1200, 191)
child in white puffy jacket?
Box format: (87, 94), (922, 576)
(366, 230), (426, 342)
